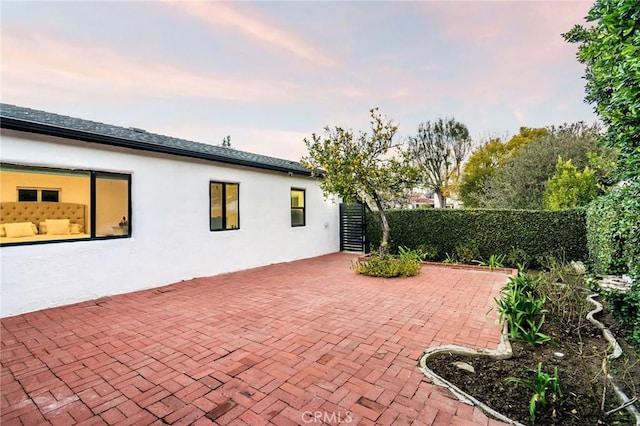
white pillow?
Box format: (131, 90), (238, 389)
(39, 222), (47, 234)
(70, 223), (83, 234)
(4, 222), (36, 238)
(31, 223), (38, 235)
(46, 219), (70, 235)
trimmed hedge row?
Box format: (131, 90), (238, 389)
(366, 208), (587, 266)
(586, 181), (640, 351)
(586, 181), (640, 277)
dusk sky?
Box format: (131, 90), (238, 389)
(1, 1), (597, 161)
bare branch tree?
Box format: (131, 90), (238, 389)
(407, 118), (471, 207)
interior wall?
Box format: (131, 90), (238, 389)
(96, 178), (129, 235)
(0, 169), (91, 225)
(1, 170), (90, 204)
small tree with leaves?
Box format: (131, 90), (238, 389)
(407, 118), (471, 208)
(301, 108), (419, 255)
(544, 157), (600, 210)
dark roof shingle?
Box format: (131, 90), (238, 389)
(0, 103), (310, 176)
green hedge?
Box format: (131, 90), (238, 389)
(586, 181), (640, 352)
(586, 181), (640, 277)
(366, 208), (587, 266)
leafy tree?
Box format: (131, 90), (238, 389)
(480, 123), (605, 210)
(586, 150), (618, 190)
(543, 158), (599, 210)
(563, 0), (640, 179)
(459, 128), (547, 207)
(505, 127), (549, 151)
(407, 118), (471, 208)
(301, 108), (419, 254)
(459, 138), (506, 207)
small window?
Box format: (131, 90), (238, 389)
(42, 190), (60, 202)
(18, 188), (59, 202)
(210, 182), (239, 231)
(18, 189), (38, 202)
(291, 188), (305, 227)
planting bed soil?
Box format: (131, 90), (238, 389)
(426, 305), (639, 425)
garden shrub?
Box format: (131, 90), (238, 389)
(603, 284), (640, 353)
(585, 181), (640, 351)
(586, 180), (640, 352)
(506, 247), (531, 269)
(586, 181), (640, 277)
(537, 258), (590, 330)
(455, 242), (481, 264)
(416, 243), (438, 261)
(366, 208), (587, 268)
(496, 273), (551, 345)
(351, 247), (423, 278)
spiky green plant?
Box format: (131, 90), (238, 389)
(507, 363), (562, 422)
(473, 254), (507, 270)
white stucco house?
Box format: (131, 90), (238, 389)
(0, 104), (341, 317)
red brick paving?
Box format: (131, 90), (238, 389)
(1, 253), (510, 425)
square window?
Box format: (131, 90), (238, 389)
(41, 190), (60, 202)
(17, 189), (38, 202)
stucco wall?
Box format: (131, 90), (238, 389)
(0, 130), (341, 317)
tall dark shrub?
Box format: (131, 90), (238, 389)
(587, 181), (640, 351)
(586, 181), (640, 276)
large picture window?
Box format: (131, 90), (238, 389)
(0, 164), (131, 245)
(291, 188), (305, 227)
(210, 182), (239, 231)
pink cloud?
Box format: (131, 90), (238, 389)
(1, 30), (299, 104)
(165, 1), (336, 68)
(406, 2), (592, 111)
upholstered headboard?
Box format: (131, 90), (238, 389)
(0, 202), (86, 230)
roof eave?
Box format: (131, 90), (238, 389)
(0, 117), (312, 177)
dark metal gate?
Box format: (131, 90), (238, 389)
(339, 203), (365, 252)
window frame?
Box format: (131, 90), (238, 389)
(17, 187), (61, 202)
(93, 171), (132, 239)
(290, 188), (306, 227)
(41, 189), (61, 202)
(209, 181), (240, 232)
(0, 164), (132, 246)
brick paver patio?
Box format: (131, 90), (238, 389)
(1, 253), (511, 425)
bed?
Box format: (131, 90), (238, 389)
(0, 202), (89, 244)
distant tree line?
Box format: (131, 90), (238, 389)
(458, 124), (617, 210)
